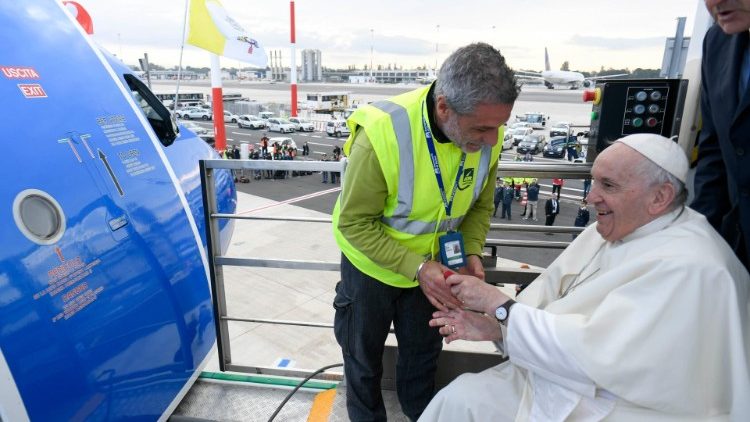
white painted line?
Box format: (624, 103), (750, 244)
(311, 135), (322, 138)
(237, 187), (342, 215)
(298, 134), (309, 137)
(307, 142), (330, 147)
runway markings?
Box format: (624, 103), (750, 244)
(311, 135), (322, 138)
(231, 131), (251, 136)
(307, 141), (330, 147)
(237, 186), (342, 215)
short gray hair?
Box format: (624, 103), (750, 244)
(634, 156), (688, 209)
(434, 42), (520, 115)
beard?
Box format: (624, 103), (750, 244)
(441, 112), (481, 153)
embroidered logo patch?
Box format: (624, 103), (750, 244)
(458, 168), (474, 190)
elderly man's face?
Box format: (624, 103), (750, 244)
(706, 0), (750, 34)
(437, 98), (513, 153)
(587, 143), (657, 242)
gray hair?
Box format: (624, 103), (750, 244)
(434, 42), (520, 115)
(633, 156), (688, 209)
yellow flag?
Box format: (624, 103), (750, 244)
(187, 0), (268, 67)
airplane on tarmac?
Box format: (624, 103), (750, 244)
(0, 2), (237, 420)
(517, 47), (627, 90)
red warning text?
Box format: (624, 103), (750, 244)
(1, 66), (40, 79)
(18, 84), (47, 98)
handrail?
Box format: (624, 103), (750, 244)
(199, 157), (593, 380)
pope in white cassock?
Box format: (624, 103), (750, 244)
(418, 134), (750, 421)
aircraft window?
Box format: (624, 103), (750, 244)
(13, 189), (66, 245)
(123, 74), (178, 147)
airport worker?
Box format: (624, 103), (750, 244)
(419, 134), (750, 421)
(551, 177), (564, 200)
(692, 0), (750, 272)
(500, 181), (514, 220)
(572, 198), (590, 239)
(321, 153), (329, 183)
(331, 42), (519, 421)
(523, 180), (540, 221)
(493, 179), (503, 217)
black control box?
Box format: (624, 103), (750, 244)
(586, 79), (688, 160)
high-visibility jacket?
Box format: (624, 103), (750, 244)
(332, 86), (502, 287)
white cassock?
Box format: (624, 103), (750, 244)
(420, 207), (750, 421)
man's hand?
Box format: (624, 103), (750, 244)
(429, 309), (501, 344)
(458, 254), (485, 280)
(418, 261), (463, 311)
(445, 273), (509, 315)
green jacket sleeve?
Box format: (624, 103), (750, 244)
(337, 130), (427, 280)
(458, 156), (498, 256)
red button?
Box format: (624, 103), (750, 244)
(582, 90), (596, 102)
(646, 117), (658, 127)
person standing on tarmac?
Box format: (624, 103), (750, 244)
(331, 42), (519, 421)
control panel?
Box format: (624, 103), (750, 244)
(582, 79), (688, 160)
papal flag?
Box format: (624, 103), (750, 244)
(187, 0), (268, 67)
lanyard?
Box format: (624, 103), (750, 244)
(422, 102), (466, 218)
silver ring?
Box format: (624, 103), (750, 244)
(451, 325), (456, 334)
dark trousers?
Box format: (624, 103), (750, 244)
(552, 185), (562, 199)
(501, 202), (511, 219)
(545, 214), (557, 226)
(334, 254), (443, 421)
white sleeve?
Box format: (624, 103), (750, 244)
(506, 303), (597, 397)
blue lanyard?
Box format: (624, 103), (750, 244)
(422, 102), (466, 218)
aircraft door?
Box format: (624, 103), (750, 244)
(0, 2), (214, 420)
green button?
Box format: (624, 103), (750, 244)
(632, 117), (643, 128)
(591, 111), (599, 120)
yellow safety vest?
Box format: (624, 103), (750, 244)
(332, 86), (503, 287)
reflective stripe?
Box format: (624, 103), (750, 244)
(370, 100), (414, 220)
(474, 145), (492, 201)
(371, 100), (492, 236)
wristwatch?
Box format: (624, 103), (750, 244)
(494, 299), (516, 326)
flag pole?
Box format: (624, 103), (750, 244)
(290, 0), (297, 117)
(175, 0), (190, 111)
(210, 54), (227, 152)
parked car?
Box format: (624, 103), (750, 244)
(549, 122), (572, 138)
(326, 120), (350, 137)
(506, 127), (534, 146)
(259, 111), (275, 120)
(507, 121), (532, 130)
(542, 136), (569, 158)
(501, 135), (514, 151)
(237, 114), (266, 129)
(288, 117), (315, 132)
(223, 111), (239, 123)
(180, 121), (214, 146)
(516, 134), (547, 154)
(269, 137), (298, 152)
(267, 118), (295, 133)
(177, 107), (212, 120)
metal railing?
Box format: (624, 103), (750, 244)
(199, 158), (592, 380)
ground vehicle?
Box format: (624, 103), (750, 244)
(269, 136), (298, 152)
(267, 118), (296, 133)
(327, 120), (350, 137)
(154, 91), (206, 109)
(502, 135), (514, 150)
(549, 122), (572, 137)
(506, 127), (534, 146)
(515, 112), (548, 129)
(259, 111), (275, 119)
(508, 121), (532, 130)
(288, 117), (315, 131)
(224, 110), (239, 123)
(237, 114), (266, 129)
(178, 107), (212, 120)
(182, 121), (215, 145)
(542, 136), (569, 158)
(516, 134), (547, 154)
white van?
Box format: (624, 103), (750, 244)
(326, 120), (350, 137)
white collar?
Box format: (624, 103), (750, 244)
(616, 206), (685, 244)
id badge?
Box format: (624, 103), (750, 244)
(438, 231), (466, 269)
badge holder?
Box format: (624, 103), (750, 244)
(439, 231), (466, 269)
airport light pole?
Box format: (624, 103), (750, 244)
(434, 24), (440, 74)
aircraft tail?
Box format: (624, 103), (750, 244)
(544, 47), (551, 72)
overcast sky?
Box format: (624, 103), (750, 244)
(82, 0), (703, 72)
